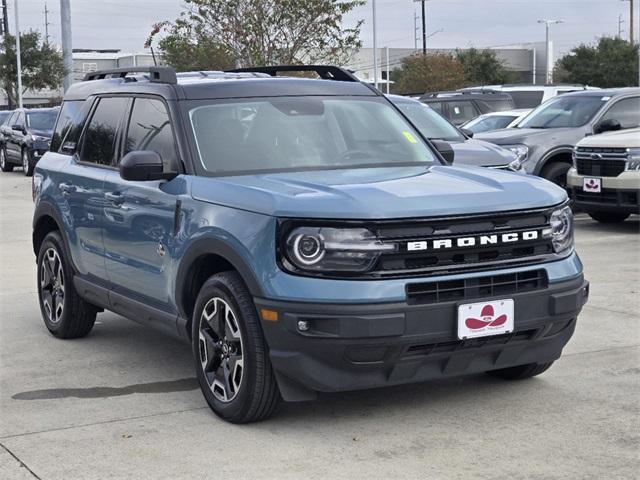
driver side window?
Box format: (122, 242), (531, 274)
(600, 97), (640, 129)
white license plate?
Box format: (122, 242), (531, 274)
(583, 177), (601, 193)
(457, 299), (514, 339)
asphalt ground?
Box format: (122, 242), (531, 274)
(0, 171), (638, 479)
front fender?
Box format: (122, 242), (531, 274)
(533, 146), (574, 176)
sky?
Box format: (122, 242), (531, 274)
(12, 0), (640, 57)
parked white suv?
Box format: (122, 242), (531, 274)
(460, 85), (598, 109)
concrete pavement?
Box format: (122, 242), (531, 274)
(0, 171), (638, 479)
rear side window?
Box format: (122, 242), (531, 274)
(80, 97), (128, 166)
(447, 100), (478, 124)
(508, 91), (544, 108)
(124, 98), (177, 170)
(51, 101), (83, 153)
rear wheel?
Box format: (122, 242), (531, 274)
(541, 162), (571, 190)
(37, 231), (97, 338)
(22, 148), (33, 177)
(487, 361), (554, 380)
(192, 271), (280, 423)
(0, 147), (13, 172)
(587, 211), (630, 223)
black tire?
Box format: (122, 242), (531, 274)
(587, 211), (630, 223)
(0, 147), (13, 172)
(541, 161), (571, 190)
(37, 231), (97, 338)
(22, 148), (33, 177)
(487, 361), (554, 380)
(192, 271), (280, 423)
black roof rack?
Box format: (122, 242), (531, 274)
(83, 66), (177, 84)
(226, 65), (359, 82)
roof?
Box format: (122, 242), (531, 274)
(560, 87), (640, 98)
(64, 67), (377, 101)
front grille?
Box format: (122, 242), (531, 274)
(404, 329), (537, 356)
(406, 269), (548, 305)
(369, 207), (557, 277)
(575, 147), (628, 177)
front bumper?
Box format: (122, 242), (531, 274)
(257, 274), (588, 401)
(568, 167), (640, 214)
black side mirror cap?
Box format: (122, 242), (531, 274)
(431, 139), (455, 164)
(11, 124), (24, 133)
(460, 128), (474, 138)
(594, 118), (621, 135)
(119, 151), (177, 181)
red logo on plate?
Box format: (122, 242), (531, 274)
(585, 179), (599, 190)
(465, 305), (508, 330)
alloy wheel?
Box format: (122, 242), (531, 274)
(198, 297), (244, 403)
(22, 150), (29, 172)
(0, 149), (5, 169)
(40, 248), (65, 323)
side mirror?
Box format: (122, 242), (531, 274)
(460, 128), (474, 138)
(119, 151), (176, 181)
(594, 118), (621, 135)
(11, 124), (25, 133)
(432, 140), (455, 164)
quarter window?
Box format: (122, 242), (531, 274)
(447, 101), (478, 124)
(124, 98), (177, 170)
(80, 97), (128, 166)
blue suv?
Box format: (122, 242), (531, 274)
(32, 66), (589, 423)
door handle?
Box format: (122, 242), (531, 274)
(59, 183), (76, 196)
(105, 191), (124, 206)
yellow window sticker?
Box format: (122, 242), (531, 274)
(403, 131), (418, 143)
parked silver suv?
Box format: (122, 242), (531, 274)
(475, 88), (640, 188)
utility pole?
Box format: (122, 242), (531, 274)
(372, 0), (378, 89)
(414, 10), (419, 51)
(14, 0), (22, 108)
(1, 0), (9, 36)
(60, 0), (73, 91)
(621, 0), (635, 44)
(43, 1), (50, 43)
(618, 14), (625, 38)
(421, 0), (426, 54)
(538, 19), (563, 84)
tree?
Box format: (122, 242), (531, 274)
(554, 37), (639, 88)
(0, 30), (66, 107)
(390, 54), (467, 95)
(456, 47), (516, 85)
(146, 0), (364, 71)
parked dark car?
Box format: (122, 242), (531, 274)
(419, 91), (516, 126)
(0, 107), (59, 176)
(388, 95), (521, 170)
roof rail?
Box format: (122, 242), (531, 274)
(83, 66), (177, 84)
(226, 65), (359, 82)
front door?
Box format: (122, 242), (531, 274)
(102, 96), (181, 310)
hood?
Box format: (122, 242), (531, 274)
(475, 127), (580, 146)
(577, 128), (640, 149)
(450, 138), (517, 167)
(190, 166), (566, 219)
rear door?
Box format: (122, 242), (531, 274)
(6, 111), (25, 161)
(102, 96), (180, 311)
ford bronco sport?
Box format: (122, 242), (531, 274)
(32, 65), (589, 423)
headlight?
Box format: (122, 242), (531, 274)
(543, 206), (574, 254)
(503, 144), (529, 171)
(30, 134), (49, 142)
(283, 226), (396, 274)
(626, 148), (640, 171)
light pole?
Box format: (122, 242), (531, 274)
(60, 0), (73, 91)
(621, 0), (634, 44)
(372, 0), (378, 89)
(14, 0), (22, 108)
(538, 19), (563, 84)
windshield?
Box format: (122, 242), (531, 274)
(465, 114), (517, 134)
(27, 111), (58, 131)
(507, 91), (544, 108)
(188, 97), (438, 175)
(518, 95), (607, 129)
(393, 101), (464, 142)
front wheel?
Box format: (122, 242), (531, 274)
(486, 361), (554, 380)
(588, 211), (630, 223)
(192, 271), (280, 423)
(0, 147), (13, 172)
(22, 148), (33, 177)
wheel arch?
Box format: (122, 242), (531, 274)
(535, 147), (574, 176)
(175, 237), (264, 336)
(32, 201), (66, 258)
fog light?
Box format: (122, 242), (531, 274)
(297, 320), (310, 332)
